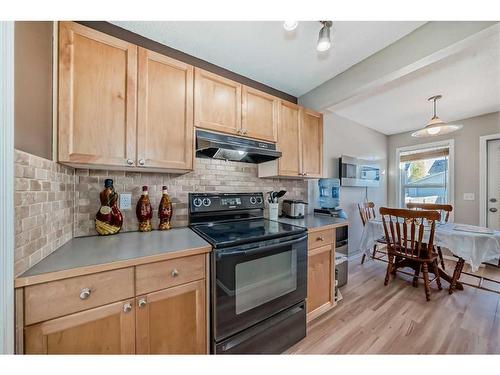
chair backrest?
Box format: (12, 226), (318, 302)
(358, 202), (376, 226)
(406, 202), (453, 223)
(379, 207), (440, 260)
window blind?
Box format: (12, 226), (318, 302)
(399, 147), (449, 163)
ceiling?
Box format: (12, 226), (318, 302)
(331, 30), (500, 135)
(111, 21), (425, 97)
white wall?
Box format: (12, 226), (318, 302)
(388, 111), (500, 225)
(309, 112), (388, 256)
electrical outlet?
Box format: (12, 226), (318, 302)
(463, 193), (475, 201)
(119, 193), (132, 210)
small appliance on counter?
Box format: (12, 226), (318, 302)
(314, 178), (347, 219)
(282, 199), (308, 219)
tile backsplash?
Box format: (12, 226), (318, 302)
(14, 150), (75, 276)
(75, 158), (308, 236)
(13, 151), (308, 275)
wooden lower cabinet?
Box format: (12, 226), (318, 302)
(136, 280), (206, 354)
(24, 299), (136, 354)
(306, 240), (336, 322)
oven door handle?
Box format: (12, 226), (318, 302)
(216, 234), (307, 258)
(242, 234), (308, 256)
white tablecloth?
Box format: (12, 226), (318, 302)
(359, 220), (500, 272)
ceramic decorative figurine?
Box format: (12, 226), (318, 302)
(158, 186), (173, 230)
(136, 185), (153, 232)
(95, 179), (123, 235)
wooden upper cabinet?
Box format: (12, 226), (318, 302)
(194, 68), (241, 135)
(277, 101), (302, 176)
(136, 280), (206, 354)
(241, 86), (278, 142)
(24, 299), (136, 354)
(137, 48), (193, 171)
(58, 21), (137, 167)
(301, 109), (323, 178)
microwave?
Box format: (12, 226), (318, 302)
(339, 155), (380, 187)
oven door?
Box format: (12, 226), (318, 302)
(213, 233), (307, 342)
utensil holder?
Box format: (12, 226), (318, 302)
(268, 203), (279, 221)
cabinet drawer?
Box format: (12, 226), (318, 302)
(24, 268), (134, 325)
(135, 254), (206, 295)
(308, 228), (334, 250)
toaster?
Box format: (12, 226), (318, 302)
(282, 200), (308, 218)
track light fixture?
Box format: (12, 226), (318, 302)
(283, 21), (333, 52)
(317, 21), (332, 52)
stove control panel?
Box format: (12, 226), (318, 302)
(189, 192), (265, 213)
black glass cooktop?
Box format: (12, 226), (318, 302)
(190, 218), (306, 248)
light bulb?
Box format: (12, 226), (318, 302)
(427, 127), (441, 135)
(317, 40), (331, 52)
(283, 21), (298, 31)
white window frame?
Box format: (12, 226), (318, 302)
(395, 139), (455, 220)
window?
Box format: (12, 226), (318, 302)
(397, 141), (454, 209)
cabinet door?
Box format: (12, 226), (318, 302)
(241, 86), (278, 142)
(24, 299), (135, 354)
(277, 101), (302, 177)
(301, 109), (323, 178)
(194, 68), (241, 135)
(136, 280), (206, 354)
(137, 48), (194, 171)
(307, 244), (335, 321)
(58, 21), (137, 167)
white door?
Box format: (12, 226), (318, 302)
(487, 139), (500, 231)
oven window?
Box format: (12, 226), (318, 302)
(235, 249), (297, 315)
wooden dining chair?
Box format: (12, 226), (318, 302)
(406, 203), (453, 270)
(358, 202), (387, 264)
(379, 207), (442, 301)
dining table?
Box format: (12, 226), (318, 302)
(359, 219), (500, 293)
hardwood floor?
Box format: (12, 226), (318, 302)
(286, 257), (500, 354)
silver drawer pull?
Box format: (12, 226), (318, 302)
(123, 303), (132, 313)
(79, 288), (91, 300)
(171, 269), (179, 277)
(138, 298), (147, 308)
(317, 236), (324, 241)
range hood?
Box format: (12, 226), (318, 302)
(195, 129), (281, 164)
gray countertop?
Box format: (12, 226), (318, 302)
(18, 228), (211, 281)
(273, 214), (348, 230)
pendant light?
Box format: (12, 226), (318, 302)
(411, 95), (463, 138)
(317, 21), (332, 52)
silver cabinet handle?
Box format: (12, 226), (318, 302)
(171, 269), (179, 277)
(138, 298), (147, 308)
(317, 236), (324, 241)
(490, 208), (498, 213)
(123, 302), (132, 313)
(79, 288), (91, 300)
(126, 159), (134, 166)
(139, 159), (145, 166)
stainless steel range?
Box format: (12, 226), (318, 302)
(189, 192), (307, 354)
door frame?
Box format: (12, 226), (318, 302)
(479, 133), (500, 227)
(0, 21), (15, 354)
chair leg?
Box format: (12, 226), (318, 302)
(437, 246), (445, 270)
(433, 260), (442, 290)
(412, 264), (421, 288)
(422, 262), (431, 301)
(384, 255), (393, 286)
(361, 254), (366, 264)
(372, 244), (377, 259)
